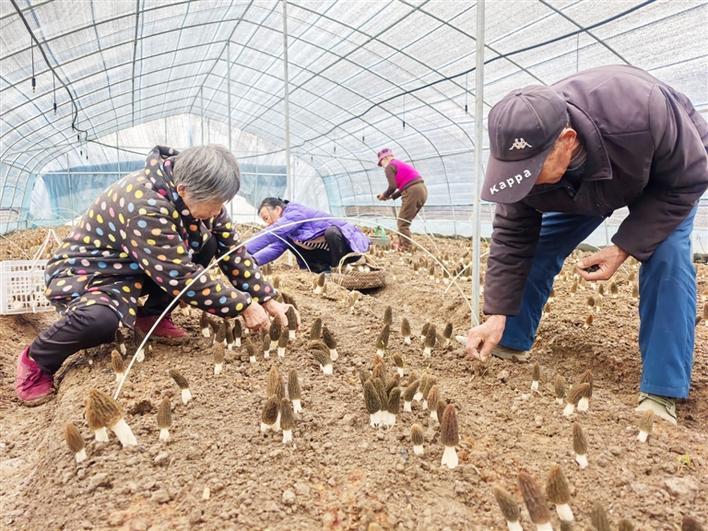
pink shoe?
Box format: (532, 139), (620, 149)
(15, 346), (55, 406)
(136, 314), (188, 339)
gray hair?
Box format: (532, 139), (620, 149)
(172, 144), (240, 202)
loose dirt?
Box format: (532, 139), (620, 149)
(0, 227), (706, 530)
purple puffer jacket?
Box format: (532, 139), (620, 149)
(246, 202), (370, 267)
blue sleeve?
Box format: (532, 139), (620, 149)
(245, 214), (296, 265)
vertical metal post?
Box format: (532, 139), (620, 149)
(471, 0), (485, 326)
(115, 131), (121, 175)
(200, 88), (205, 145)
(282, 0), (293, 200)
(227, 41), (232, 152)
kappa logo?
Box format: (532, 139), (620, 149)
(509, 138), (532, 150)
(489, 169), (533, 196)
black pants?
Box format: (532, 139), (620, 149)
(293, 226), (354, 273)
(30, 237), (218, 375)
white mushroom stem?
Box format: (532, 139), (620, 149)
(397, 367), (404, 378)
(115, 371), (125, 384)
(575, 453), (588, 469)
(321, 363), (333, 376)
(292, 399), (302, 414)
(119, 343), (127, 355)
(413, 391), (423, 402)
(329, 349), (338, 361)
(159, 428), (170, 442)
(637, 430), (649, 443)
(135, 348), (145, 363)
(404, 336), (411, 345)
(234, 338), (241, 347)
(249, 355), (256, 364)
(577, 397), (589, 412)
(403, 401), (412, 412)
(94, 427), (109, 442)
(263, 349), (270, 359)
(274, 412), (281, 432)
(376, 348), (384, 358)
(441, 446), (458, 469)
(555, 503), (574, 522)
(423, 347), (432, 358)
(422, 399), (428, 410)
(505, 521), (523, 531)
(270, 340), (278, 351)
(563, 403), (575, 417)
(455, 335), (467, 346)
(110, 418), (138, 447)
(214, 363), (223, 376)
(180, 388), (193, 405)
(430, 410), (438, 423)
(535, 523), (553, 531)
(74, 448), (87, 463)
(531, 380), (539, 391)
(260, 422), (272, 434)
(201, 328), (210, 338)
(277, 347), (286, 359)
(226, 341), (233, 351)
(555, 398), (564, 405)
(282, 429), (293, 445)
(369, 412), (381, 428)
(413, 444), (424, 456)
(314, 286), (322, 295)
(289, 331), (296, 341)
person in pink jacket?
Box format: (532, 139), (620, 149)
(376, 148), (428, 250)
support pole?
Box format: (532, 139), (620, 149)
(282, 0), (292, 200)
(200, 88), (205, 145)
(227, 42), (232, 152)
(471, 0), (485, 326)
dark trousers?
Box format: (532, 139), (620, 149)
(30, 237), (218, 375)
(293, 226), (353, 273)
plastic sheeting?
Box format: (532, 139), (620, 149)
(1, 0), (707, 235)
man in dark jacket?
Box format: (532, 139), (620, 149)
(465, 65), (708, 424)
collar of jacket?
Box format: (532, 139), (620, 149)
(566, 102), (613, 183)
(146, 145), (188, 213)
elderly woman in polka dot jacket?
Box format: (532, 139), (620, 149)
(15, 145), (290, 405)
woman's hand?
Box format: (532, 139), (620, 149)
(376, 194), (386, 201)
(576, 245), (629, 281)
(241, 302), (270, 332)
(261, 299), (291, 328)
(465, 315), (506, 362)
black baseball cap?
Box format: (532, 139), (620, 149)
(481, 86), (568, 203)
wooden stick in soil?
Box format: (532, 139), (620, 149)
(492, 485), (522, 531)
(157, 398), (171, 442)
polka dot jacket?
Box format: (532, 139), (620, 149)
(44, 145), (275, 327)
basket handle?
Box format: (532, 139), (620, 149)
(29, 228), (60, 270)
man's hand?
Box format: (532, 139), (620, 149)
(576, 245), (629, 281)
(465, 315), (506, 362)
(261, 299), (290, 328)
(241, 302), (270, 332)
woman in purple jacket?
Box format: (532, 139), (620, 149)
(247, 198), (370, 273)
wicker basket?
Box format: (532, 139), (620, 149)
(331, 253), (386, 290)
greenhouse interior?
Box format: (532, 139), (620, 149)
(1, 0), (707, 529)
